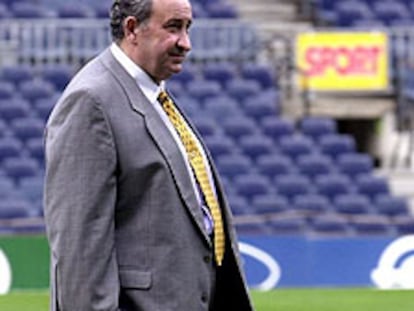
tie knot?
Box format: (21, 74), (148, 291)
(158, 91), (170, 106)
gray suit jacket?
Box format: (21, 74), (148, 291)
(44, 48), (254, 311)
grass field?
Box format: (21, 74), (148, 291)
(0, 288), (413, 310)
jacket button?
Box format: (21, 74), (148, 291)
(203, 255), (211, 264)
(201, 293), (208, 303)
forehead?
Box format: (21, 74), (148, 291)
(152, 0), (192, 22)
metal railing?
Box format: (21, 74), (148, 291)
(0, 18), (260, 66)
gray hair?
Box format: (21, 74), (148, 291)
(110, 0), (153, 41)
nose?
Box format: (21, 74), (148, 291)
(177, 31), (191, 52)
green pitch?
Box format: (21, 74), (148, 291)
(0, 289), (413, 310)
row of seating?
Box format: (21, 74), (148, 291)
(0, 0), (238, 19)
(313, 0), (414, 27)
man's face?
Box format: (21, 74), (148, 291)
(136, 0), (192, 83)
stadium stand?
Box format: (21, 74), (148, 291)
(0, 0), (413, 237)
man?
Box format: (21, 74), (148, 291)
(43, 0), (254, 310)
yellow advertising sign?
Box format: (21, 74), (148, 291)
(296, 32), (389, 91)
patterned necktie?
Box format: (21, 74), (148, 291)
(158, 91), (225, 266)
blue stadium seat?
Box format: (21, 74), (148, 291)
(170, 64), (197, 86)
(176, 95), (200, 117)
(299, 116), (337, 141)
(252, 194), (289, 215)
(3, 157), (39, 181)
(310, 213), (351, 236)
(241, 63), (275, 89)
(0, 98), (31, 122)
(227, 194), (250, 215)
(19, 175), (44, 204)
(315, 173), (354, 201)
(202, 62), (236, 87)
(203, 135), (235, 159)
(0, 137), (22, 162)
(266, 212), (307, 235)
(243, 95), (279, 123)
(293, 193), (331, 215)
(350, 214), (393, 235)
(39, 64), (73, 91)
(0, 198), (31, 219)
(261, 116), (295, 141)
(222, 116), (258, 141)
(203, 95), (241, 122)
(337, 153), (374, 178)
(57, 3), (96, 18)
(0, 81), (15, 99)
(35, 96), (57, 122)
(274, 174), (312, 202)
(216, 154), (252, 180)
(0, 3), (11, 18)
(186, 80), (222, 104)
(356, 174), (390, 200)
(372, 0), (411, 26)
(226, 79), (261, 104)
(26, 138), (45, 166)
(234, 173), (271, 201)
(19, 79), (55, 103)
(278, 134), (314, 161)
(256, 154), (295, 179)
(0, 176), (16, 198)
(11, 2), (56, 18)
(375, 194), (410, 216)
(207, 2), (238, 18)
(191, 115), (219, 137)
(0, 64), (33, 86)
(335, 1), (374, 27)
(318, 133), (356, 159)
(334, 193), (372, 215)
(11, 117), (45, 142)
(238, 134), (275, 161)
(392, 215), (414, 235)
(296, 153), (333, 180)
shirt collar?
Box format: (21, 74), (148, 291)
(110, 42), (165, 103)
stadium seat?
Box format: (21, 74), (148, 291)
(190, 115), (219, 137)
(274, 174), (312, 202)
(278, 134), (314, 161)
(202, 62), (237, 87)
(207, 2), (238, 18)
(3, 157), (39, 181)
(238, 134), (275, 161)
(11, 2), (56, 18)
(0, 98), (31, 122)
(335, 1), (374, 27)
(0, 3), (11, 18)
(0, 64), (34, 86)
(299, 116), (337, 141)
(19, 79), (55, 103)
(39, 64), (73, 91)
(337, 153), (374, 179)
(266, 212), (307, 235)
(216, 154), (252, 180)
(26, 138), (45, 166)
(252, 194), (289, 215)
(0, 198), (31, 219)
(355, 174), (390, 200)
(235, 222), (269, 235)
(35, 96), (57, 122)
(227, 194), (250, 215)
(392, 215), (414, 235)
(186, 80), (222, 104)
(243, 95), (279, 123)
(233, 173), (271, 201)
(296, 153), (333, 180)
(203, 95), (241, 122)
(0, 176), (16, 198)
(372, 0), (411, 26)
(315, 173), (354, 201)
(0, 137), (22, 162)
(293, 193), (331, 215)
(222, 116), (258, 141)
(0, 81), (15, 99)
(176, 95), (200, 117)
(318, 133), (356, 159)
(350, 214), (393, 235)
(261, 116), (295, 141)
(241, 63), (275, 89)
(310, 213), (351, 236)
(203, 135), (235, 159)
(226, 79), (261, 104)
(19, 175), (44, 204)
(374, 194), (410, 216)
(11, 117), (45, 142)
(170, 64), (197, 86)
(256, 154), (296, 179)
(334, 193), (372, 215)
(57, 3), (96, 18)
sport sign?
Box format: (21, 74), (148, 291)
(296, 32), (389, 91)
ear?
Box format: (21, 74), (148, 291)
(123, 16), (139, 41)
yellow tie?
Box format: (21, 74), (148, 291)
(158, 91), (225, 266)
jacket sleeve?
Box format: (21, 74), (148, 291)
(44, 89), (119, 311)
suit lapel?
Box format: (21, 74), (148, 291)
(99, 49), (211, 246)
